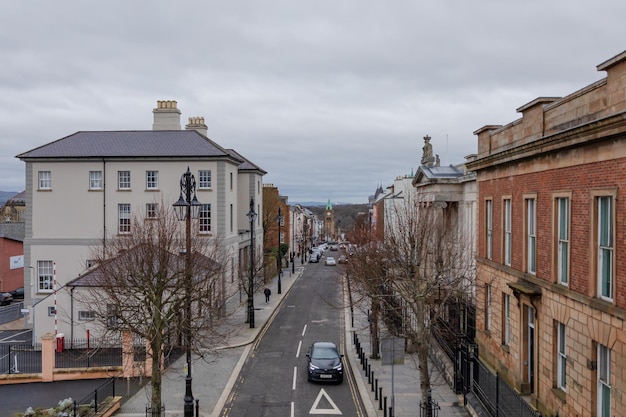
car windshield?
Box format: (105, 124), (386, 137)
(312, 347), (338, 359)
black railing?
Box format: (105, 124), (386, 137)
(56, 337), (123, 369)
(73, 377), (116, 415)
(0, 302), (25, 325)
(0, 343), (42, 374)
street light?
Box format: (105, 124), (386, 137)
(172, 166), (201, 417)
(277, 207), (283, 294)
(246, 199), (257, 328)
(291, 208), (296, 274)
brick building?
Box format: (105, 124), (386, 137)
(467, 51), (626, 416)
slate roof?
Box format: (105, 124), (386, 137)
(226, 149), (267, 174)
(16, 130), (241, 162)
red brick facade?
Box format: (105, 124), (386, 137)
(468, 51), (626, 416)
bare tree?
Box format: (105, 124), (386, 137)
(348, 190), (475, 411)
(77, 205), (229, 411)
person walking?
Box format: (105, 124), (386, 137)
(264, 287), (271, 303)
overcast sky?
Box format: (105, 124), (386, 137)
(1, 1), (624, 204)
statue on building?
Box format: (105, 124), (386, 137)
(421, 135), (436, 167)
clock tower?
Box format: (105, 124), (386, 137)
(323, 199), (335, 241)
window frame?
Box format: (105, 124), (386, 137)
(89, 171), (103, 190)
(503, 197), (512, 266)
(198, 170), (212, 189)
(146, 170), (159, 190)
(199, 203), (211, 234)
(554, 195), (571, 286)
(146, 203), (159, 219)
(557, 321), (566, 390)
(485, 199), (493, 260)
(118, 170), (131, 190)
(598, 343), (611, 417)
(78, 310), (96, 321)
(485, 284), (492, 332)
(502, 293), (511, 346)
(118, 203), (131, 234)
(38, 171), (52, 190)
(596, 195), (614, 301)
(525, 195), (537, 275)
(38, 260), (54, 293)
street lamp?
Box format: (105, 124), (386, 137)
(291, 208), (296, 274)
(246, 199), (257, 328)
(172, 166), (201, 417)
(277, 207), (283, 294)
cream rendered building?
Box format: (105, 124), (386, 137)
(17, 101), (265, 342)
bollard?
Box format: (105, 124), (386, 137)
(367, 365), (371, 383)
(375, 379), (379, 398)
(383, 397), (387, 417)
(195, 399), (199, 417)
(363, 357), (368, 372)
(379, 389), (383, 410)
(371, 371), (375, 391)
(389, 406), (393, 417)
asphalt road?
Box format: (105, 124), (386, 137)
(218, 258), (365, 417)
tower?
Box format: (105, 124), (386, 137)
(323, 199), (335, 241)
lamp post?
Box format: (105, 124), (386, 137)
(172, 166), (201, 417)
(246, 199), (257, 328)
(277, 207), (283, 294)
(291, 208), (295, 274)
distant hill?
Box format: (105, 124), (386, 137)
(0, 191), (20, 206)
(305, 203), (369, 232)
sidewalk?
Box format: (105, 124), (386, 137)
(117, 263), (473, 417)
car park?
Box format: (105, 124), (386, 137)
(306, 341), (344, 383)
(325, 256), (336, 266)
(0, 292), (13, 306)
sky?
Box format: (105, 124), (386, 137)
(1, 1), (625, 204)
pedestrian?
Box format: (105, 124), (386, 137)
(264, 287), (271, 303)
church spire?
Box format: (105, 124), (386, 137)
(326, 199), (332, 210)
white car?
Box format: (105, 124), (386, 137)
(325, 257), (337, 266)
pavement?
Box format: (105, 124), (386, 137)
(116, 259), (473, 417)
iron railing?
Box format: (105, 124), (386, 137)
(0, 343), (42, 374)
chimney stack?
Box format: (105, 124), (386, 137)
(152, 100), (181, 130)
(185, 116), (208, 137)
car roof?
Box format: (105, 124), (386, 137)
(312, 341), (337, 349)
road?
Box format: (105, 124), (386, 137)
(218, 256), (365, 417)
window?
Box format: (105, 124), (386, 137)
(504, 198), (512, 266)
(230, 172), (233, 190)
(107, 305), (119, 329)
(556, 322), (566, 390)
(526, 198), (536, 274)
(85, 259), (95, 269)
(118, 171), (131, 190)
(485, 200), (493, 260)
(230, 204), (233, 232)
(38, 171), (51, 190)
(502, 293), (511, 346)
(556, 197), (570, 285)
(78, 310), (95, 321)
(485, 284), (492, 332)
(38, 260), (54, 292)
(199, 203), (211, 233)
(146, 170), (159, 190)
(89, 171), (103, 190)
(48, 306), (56, 316)
(199, 170), (212, 189)
(597, 196), (613, 301)
(118, 204), (131, 234)
(598, 343), (611, 417)
(146, 203), (159, 219)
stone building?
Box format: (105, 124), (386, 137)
(467, 51), (626, 416)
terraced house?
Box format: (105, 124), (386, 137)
(467, 51), (626, 416)
(17, 100), (265, 343)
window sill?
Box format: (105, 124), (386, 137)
(551, 386), (566, 403)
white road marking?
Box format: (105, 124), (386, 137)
(309, 388), (342, 415)
(302, 324), (307, 336)
(291, 401), (295, 417)
(292, 366), (297, 390)
(296, 340), (302, 358)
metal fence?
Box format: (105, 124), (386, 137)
(55, 337), (123, 369)
(73, 377), (116, 415)
(0, 302), (25, 325)
(0, 343), (42, 374)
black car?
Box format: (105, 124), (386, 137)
(0, 292), (13, 306)
(10, 287), (24, 300)
(306, 341), (343, 383)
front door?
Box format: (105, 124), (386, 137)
(522, 304), (535, 393)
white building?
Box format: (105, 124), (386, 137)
(17, 100), (265, 342)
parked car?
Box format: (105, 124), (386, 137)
(0, 292), (13, 306)
(306, 341), (344, 383)
(310, 251), (321, 263)
(338, 255), (348, 264)
(10, 287), (24, 300)
(325, 257), (336, 266)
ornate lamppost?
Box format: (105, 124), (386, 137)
(173, 166), (201, 417)
(277, 207), (283, 294)
(246, 199), (257, 328)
